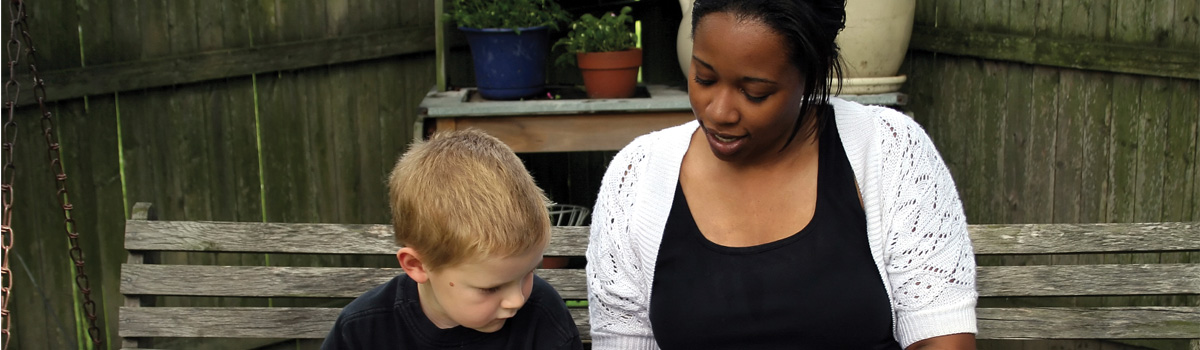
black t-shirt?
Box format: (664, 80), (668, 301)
(649, 110), (902, 350)
(322, 274), (583, 350)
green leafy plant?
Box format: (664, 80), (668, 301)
(444, 0), (571, 32)
(553, 6), (637, 66)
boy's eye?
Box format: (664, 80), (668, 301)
(481, 286), (501, 294)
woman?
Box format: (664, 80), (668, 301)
(585, 0), (978, 349)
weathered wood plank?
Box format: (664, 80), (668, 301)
(120, 263), (1197, 299)
(1137, 77), (1170, 223)
(120, 306), (593, 341)
(976, 307), (1200, 340)
(119, 307), (341, 338)
(908, 26), (1199, 80)
(120, 265), (590, 299)
(1108, 74), (1142, 223)
(59, 94), (127, 348)
(127, 220), (1200, 255)
(970, 222), (1200, 254)
(13, 27), (437, 107)
(976, 264), (1200, 297)
(124, 220), (591, 256)
(1025, 65), (1059, 225)
(1053, 69), (1084, 224)
(11, 103), (77, 350)
(119, 305), (1200, 340)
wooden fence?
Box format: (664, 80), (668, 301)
(5, 0), (436, 348)
(2, 0), (1197, 349)
(905, 0), (1198, 349)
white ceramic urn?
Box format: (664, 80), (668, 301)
(676, 0), (695, 78)
(836, 0), (916, 94)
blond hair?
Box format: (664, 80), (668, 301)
(388, 129), (550, 271)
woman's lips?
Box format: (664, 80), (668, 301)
(703, 127), (746, 158)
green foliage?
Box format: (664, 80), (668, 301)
(553, 6), (637, 66)
(444, 0), (571, 32)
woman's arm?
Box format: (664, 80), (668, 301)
(586, 141), (661, 350)
(876, 113), (979, 348)
(906, 333), (976, 350)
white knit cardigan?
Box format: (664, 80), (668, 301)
(585, 97), (978, 349)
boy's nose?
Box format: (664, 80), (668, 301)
(499, 287), (527, 311)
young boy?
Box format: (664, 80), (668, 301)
(322, 130), (583, 350)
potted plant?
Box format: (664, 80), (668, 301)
(554, 6), (642, 99)
(445, 0), (571, 100)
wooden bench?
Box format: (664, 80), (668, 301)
(120, 202), (1199, 349)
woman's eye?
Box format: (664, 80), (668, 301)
(741, 89), (768, 103)
(692, 76), (715, 85)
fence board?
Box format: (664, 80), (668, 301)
(15, 102), (82, 349)
(1137, 78), (1169, 223)
(56, 96), (125, 348)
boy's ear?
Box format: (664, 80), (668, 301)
(397, 247), (430, 284)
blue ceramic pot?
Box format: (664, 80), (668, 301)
(460, 26), (548, 100)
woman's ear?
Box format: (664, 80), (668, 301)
(397, 247), (430, 283)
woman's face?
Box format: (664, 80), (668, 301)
(688, 12), (807, 164)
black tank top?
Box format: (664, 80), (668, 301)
(649, 111), (901, 350)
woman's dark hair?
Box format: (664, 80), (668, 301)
(691, 0), (846, 147)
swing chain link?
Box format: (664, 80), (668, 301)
(2, 0), (24, 348)
(6, 0), (104, 347)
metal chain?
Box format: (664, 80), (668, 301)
(2, 0), (25, 348)
(8, 0), (103, 347)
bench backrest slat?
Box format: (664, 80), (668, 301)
(125, 220), (1200, 255)
(119, 306), (1199, 340)
(120, 264), (1196, 299)
(124, 220), (590, 256)
(969, 222), (1200, 254)
(120, 307), (595, 341)
(977, 307), (1200, 339)
(120, 265), (588, 299)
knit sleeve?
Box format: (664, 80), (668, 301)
(875, 112), (978, 347)
(586, 137), (661, 350)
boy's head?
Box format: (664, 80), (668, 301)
(388, 129), (551, 271)
(388, 129), (551, 332)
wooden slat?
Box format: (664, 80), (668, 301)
(124, 220), (591, 255)
(976, 264), (1200, 297)
(908, 26), (1199, 80)
(969, 222), (1200, 254)
(13, 26), (435, 107)
(127, 220), (1200, 255)
(119, 307), (340, 338)
(120, 305), (1200, 341)
(119, 306), (592, 340)
(120, 265), (588, 299)
(976, 307), (1200, 339)
(122, 263), (1199, 299)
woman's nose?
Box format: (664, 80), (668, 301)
(705, 87), (739, 125)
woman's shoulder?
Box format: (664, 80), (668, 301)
(607, 121), (696, 169)
(830, 97), (934, 150)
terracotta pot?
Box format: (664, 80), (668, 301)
(577, 48), (643, 99)
(541, 257), (570, 269)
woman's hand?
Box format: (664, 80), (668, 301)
(906, 333), (976, 350)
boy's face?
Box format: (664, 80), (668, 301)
(419, 246), (545, 333)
